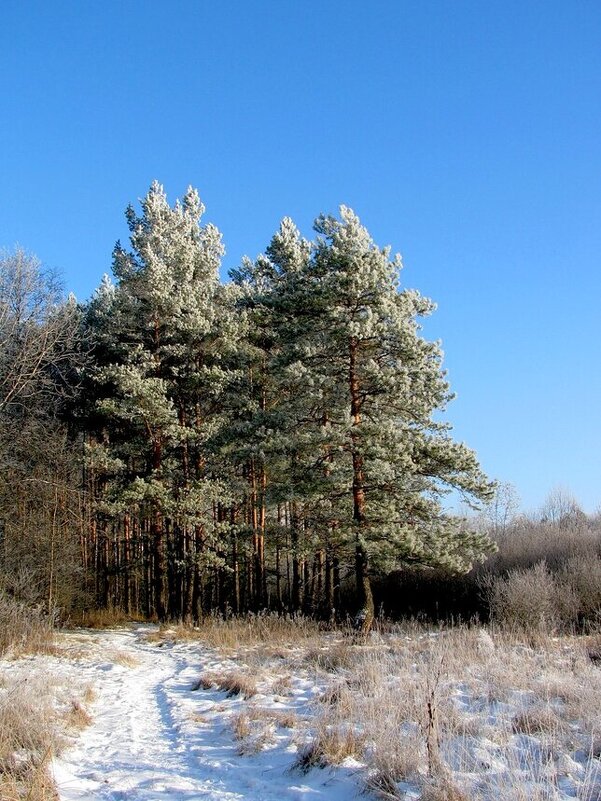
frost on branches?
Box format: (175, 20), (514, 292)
(81, 184), (494, 625)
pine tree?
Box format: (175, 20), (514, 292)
(83, 182), (231, 620)
(270, 207), (495, 629)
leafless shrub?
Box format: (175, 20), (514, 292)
(486, 562), (566, 632)
(488, 518), (598, 575)
(561, 554), (601, 626)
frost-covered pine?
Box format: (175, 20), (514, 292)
(264, 206), (495, 628)
(82, 190), (494, 624)
(83, 182), (232, 620)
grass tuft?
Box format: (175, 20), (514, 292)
(192, 670), (258, 698)
(295, 725), (365, 771)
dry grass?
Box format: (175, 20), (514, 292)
(0, 595), (55, 657)
(73, 607), (148, 629)
(193, 620), (601, 798)
(419, 776), (472, 801)
(91, 609), (600, 799)
(295, 724), (366, 771)
(303, 641), (354, 673)
(107, 650), (139, 668)
(271, 673), (293, 696)
(511, 705), (564, 735)
(149, 614), (323, 651)
(192, 670), (258, 698)
(364, 769), (405, 800)
(231, 711), (252, 740)
(66, 699), (93, 730)
(0, 672), (93, 801)
(230, 706), (297, 754)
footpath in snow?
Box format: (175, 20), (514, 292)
(51, 626), (357, 801)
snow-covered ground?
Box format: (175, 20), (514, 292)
(3, 624), (601, 800)
(50, 626), (359, 801)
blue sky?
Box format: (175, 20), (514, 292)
(1, 1), (600, 514)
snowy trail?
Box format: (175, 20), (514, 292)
(52, 627), (355, 801)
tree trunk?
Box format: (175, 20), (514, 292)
(183, 526), (194, 623)
(151, 439), (166, 620)
(291, 502), (302, 614)
(257, 464), (267, 608)
(324, 550), (333, 620)
(354, 542), (374, 631)
(123, 513), (130, 613)
(333, 556), (341, 613)
(349, 337), (374, 632)
(276, 505), (283, 614)
(231, 507), (240, 615)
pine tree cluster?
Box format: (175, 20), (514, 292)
(75, 182), (494, 625)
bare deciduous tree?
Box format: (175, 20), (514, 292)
(540, 486), (584, 528)
(484, 481), (520, 536)
(0, 248), (87, 615)
(0, 247), (79, 416)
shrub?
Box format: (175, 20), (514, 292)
(561, 554), (601, 626)
(486, 562), (570, 633)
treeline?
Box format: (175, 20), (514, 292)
(2, 183), (500, 625)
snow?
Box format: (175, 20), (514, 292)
(48, 627), (360, 801)
(2, 625), (601, 800)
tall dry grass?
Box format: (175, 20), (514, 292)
(0, 672), (93, 800)
(148, 613), (324, 651)
(0, 594), (55, 657)
(189, 620), (601, 800)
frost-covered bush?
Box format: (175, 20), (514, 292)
(487, 562), (577, 632)
(560, 553), (601, 626)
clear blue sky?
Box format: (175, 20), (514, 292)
(1, 1), (600, 514)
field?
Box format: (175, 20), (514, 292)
(3, 617), (601, 800)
